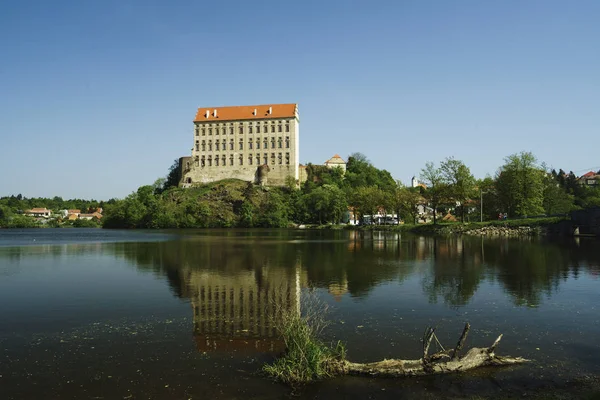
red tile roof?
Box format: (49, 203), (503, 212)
(194, 104), (297, 122)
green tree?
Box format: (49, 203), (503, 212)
(495, 152), (545, 217)
(420, 162), (447, 224)
(163, 159), (182, 191)
(391, 184), (422, 224)
(440, 157), (476, 222)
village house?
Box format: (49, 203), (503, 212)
(24, 208), (51, 218)
(578, 171), (600, 187)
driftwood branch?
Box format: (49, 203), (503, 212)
(452, 322), (470, 360)
(339, 325), (528, 378)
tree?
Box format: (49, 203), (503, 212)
(163, 159), (182, 191)
(495, 152), (544, 218)
(420, 162), (447, 224)
(391, 184), (422, 224)
(440, 157), (476, 222)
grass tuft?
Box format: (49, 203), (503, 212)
(262, 300), (346, 385)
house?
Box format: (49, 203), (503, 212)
(324, 154), (347, 173)
(578, 171), (600, 187)
(78, 212), (102, 221)
(24, 208), (51, 218)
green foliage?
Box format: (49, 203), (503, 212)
(440, 157), (476, 222)
(495, 152), (545, 217)
(162, 159), (182, 191)
(73, 218), (101, 228)
(5, 215), (40, 228)
(420, 161), (448, 224)
(262, 309), (345, 384)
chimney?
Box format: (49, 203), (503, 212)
(253, 108), (257, 116)
(268, 106), (272, 114)
(213, 109), (218, 117)
(205, 110), (210, 118)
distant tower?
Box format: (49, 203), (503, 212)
(411, 176), (419, 188)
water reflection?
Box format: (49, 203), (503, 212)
(100, 231), (600, 318)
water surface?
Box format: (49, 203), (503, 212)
(1, 228), (599, 399)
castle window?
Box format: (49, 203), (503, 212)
(221, 127), (225, 135)
(215, 141), (220, 151)
(248, 139), (253, 149)
(263, 154), (268, 165)
(187, 177), (192, 184)
(271, 153), (275, 164)
(229, 125), (233, 135)
(208, 140), (212, 151)
(239, 155), (243, 165)
(256, 154), (260, 165)
(249, 125), (253, 134)
(229, 139), (234, 150)
(239, 139), (243, 150)
(285, 153), (290, 165)
(256, 124), (260, 133)
(195, 140), (199, 151)
(278, 137), (282, 148)
(271, 138), (275, 149)
(202, 140), (206, 151)
(215, 156), (219, 166)
(256, 139), (260, 149)
(278, 123), (282, 133)
(248, 155), (253, 165)
(263, 138), (268, 149)
(285, 123), (290, 132)
(285, 137), (290, 148)
(239, 124), (243, 134)
(278, 153), (282, 164)
(195, 156), (199, 166)
(222, 139), (227, 149)
(230, 155), (234, 166)
(208, 156), (212, 166)
(202, 128), (206, 135)
(208, 128), (212, 135)
(201, 156), (205, 167)
(195, 128), (199, 136)
(221, 155), (226, 166)
(271, 124), (275, 133)
(215, 125), (219, 135)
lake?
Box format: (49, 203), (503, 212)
(0, 228), (599, 399)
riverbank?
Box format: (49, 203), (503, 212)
(305, 217), (570, 237)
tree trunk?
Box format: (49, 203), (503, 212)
(337, 325), (527, 378)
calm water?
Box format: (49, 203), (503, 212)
(0, 228), (599, 399)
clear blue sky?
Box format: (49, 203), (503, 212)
(1, 0), (599, 199)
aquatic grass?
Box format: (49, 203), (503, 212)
(263, 297), (346, 385)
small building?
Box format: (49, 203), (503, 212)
(79, 213), (101, 221)
(24, 208), (51, 218)
(324, 154), (347, 173)
(578, 171), (600, 187)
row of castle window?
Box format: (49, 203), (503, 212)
(194, 153), (290, 167)
(195, 137), (290, 151)
(195, 122), (290, 136)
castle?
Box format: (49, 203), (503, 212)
(179, 103), (300, 187)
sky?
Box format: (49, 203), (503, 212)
(1, 0), (599, 200)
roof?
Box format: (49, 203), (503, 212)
(325, 154), (346, 164)
(68, 209), (81, 214)
(25, 208), (50, 213)
(580, 171), (599, 179)
(194, 104), (297, 123)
